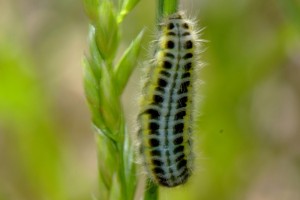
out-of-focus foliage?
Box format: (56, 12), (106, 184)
(0, 1), (95, 200)
(0, 42), (65, 200)
(0, 0), (300, 200)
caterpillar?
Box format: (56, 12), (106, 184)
(138, 12), (200, 187)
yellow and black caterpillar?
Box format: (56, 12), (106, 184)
(138, 12), (200, 187)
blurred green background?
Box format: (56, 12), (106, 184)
(1, 0), (300, 200)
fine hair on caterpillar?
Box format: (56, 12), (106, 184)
(137, 11), (203, 188)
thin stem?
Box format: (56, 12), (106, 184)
(144, 179), (159, 200)
(157, 0), (179, 22)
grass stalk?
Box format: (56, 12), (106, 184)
(83, 0), (143, 199)
(157, 0), (179, 22)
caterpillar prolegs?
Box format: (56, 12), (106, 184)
(138, 12), (200, 187)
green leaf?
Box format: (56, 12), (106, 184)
(118, 0), (141, 22)
(83, 58), (100, 113)
(83, 58), (108, 131)
(114, 30), (144, 95)
(83, 0), (100, 23)
(88, 26), (103, 80)
(98, 63), (123, 137)
(96, 132), (119, 200)
(95, 0), (119, 60)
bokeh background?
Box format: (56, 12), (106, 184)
(1, 0), (300, 200)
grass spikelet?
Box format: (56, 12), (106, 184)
(82, 0), (143, 199)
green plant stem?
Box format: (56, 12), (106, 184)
(144, 179), (159, 200)
(157, 0), (179, 22)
